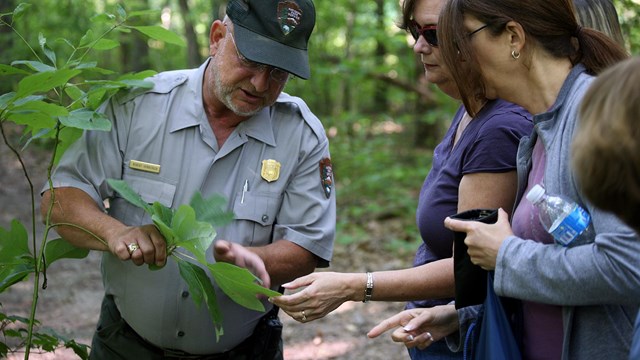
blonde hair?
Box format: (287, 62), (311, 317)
(572, 56), (640, 232)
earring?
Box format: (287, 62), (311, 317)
(511, 49), (521, 60)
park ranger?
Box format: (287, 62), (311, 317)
(40, 0), (335, 359)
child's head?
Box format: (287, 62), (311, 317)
(572, 56), (640, 232)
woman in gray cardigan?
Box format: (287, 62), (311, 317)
(370, 0), (636, 359)
(437, 0), (636, 358)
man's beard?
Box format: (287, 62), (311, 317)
(211, 58), (263, 117)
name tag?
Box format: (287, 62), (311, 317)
(129, 160), (161, 174)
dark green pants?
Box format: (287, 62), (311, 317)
(89, 295), (283, 360)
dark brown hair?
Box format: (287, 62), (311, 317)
(398, 0), (418, 31)
(572, 57), (640, 233)
(438, 0), (628, 115)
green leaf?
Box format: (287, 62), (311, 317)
(172, 205), (215, 264)
(0, 263), (34, 293)
(6, 100), (68, 129)
(0, 92), (16, 110)
(107, 179), (152, 213)
(59, 109), (111, 131)
(118, 70), (157, 81)
(0, 220), (32, 262)
(79, 29), (94, 48)
(64, 85), (85, 104)
(74, 61), (98, 70)
(0, 64), (30, 76)
(39, 33), (57, 66)
(11, 60), (56, 72)
(128, 9), (162, 18)
(209, 262), (281, 312)
(90, 13), (115, 23)
(131, 25), (186, 47)
(65, 339), (90, 359)
(0, 220), (36, 293)
(52, 127), (83, 165)
(151, 213), (176, 249)
(189, 192), (234, 227)
(116, 4), (127, 20)
(15, 69), (81, 100)
(14, 95), (46, 107)
(151, 202), (174, 228)
(91, 38), (120, 51)
(12, 3), (32, 21)
(119, 79), (154, 89)
(43, 238), (89, 264)
(176, 260), (224, 340)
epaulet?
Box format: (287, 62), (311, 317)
(115, 70), (189, 105)
(276, 92), (326, 140)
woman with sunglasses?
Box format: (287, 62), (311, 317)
(425, 0), (634, 358)
(270, 0), (532, 358)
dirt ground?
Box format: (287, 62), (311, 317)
(0, 130), (417, 360)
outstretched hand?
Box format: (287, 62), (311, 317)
(269, 272), (358, 323)
(214, 240), (271, 288)
(367, 305), (459, 350)
(444, 208), (513, 270)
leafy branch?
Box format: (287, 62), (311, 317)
(107, 180), (281, 340)
(0, 2), (194, 358)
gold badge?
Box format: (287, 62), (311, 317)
(261, 159), (281, 182)
(129, 160), (161, 174)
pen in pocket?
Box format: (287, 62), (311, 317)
(241, 179), (249, 204)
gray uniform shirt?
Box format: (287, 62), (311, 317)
(447, 65), (640, 359)
(47, 60), (336, 354)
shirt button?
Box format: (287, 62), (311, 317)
(262, 215), (269, 222)
(177, 331), (185, 337)
(181, 291), (189, 298)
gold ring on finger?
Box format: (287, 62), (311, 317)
(127, 243), (139, 255)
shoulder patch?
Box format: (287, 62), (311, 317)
(115, 70), (189, 105)
(319, 157), (333, 198)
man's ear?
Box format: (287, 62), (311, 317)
(209, 20), (226, 56)
(504, 20), (525, 54)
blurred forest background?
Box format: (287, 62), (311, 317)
(1, 0), (640, 250)
(2, 1), (640, 359)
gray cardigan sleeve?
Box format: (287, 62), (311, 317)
(494, 207), (640, 305)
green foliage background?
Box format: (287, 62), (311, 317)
(2, 0), (639, 251)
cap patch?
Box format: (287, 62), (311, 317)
(277, 0), (303, 36)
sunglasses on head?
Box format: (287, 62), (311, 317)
(409, 20), (438, 47)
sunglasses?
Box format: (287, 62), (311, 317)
(409, 20), (438, 47)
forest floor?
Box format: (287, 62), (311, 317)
(0, 129), (418, 360)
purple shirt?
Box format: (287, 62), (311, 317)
(409, 99), (532, 309)
(511, 138), (563, 359)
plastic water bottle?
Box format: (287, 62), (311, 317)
(526, 184), (593, 246)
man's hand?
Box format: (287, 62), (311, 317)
(214, 240), (271, 288)
(106, 224), (167, 267)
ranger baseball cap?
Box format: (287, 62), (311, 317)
(226, 0), (316, 79)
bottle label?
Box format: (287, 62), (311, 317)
(549, 206), (591, 246)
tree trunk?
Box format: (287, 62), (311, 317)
(372, 0), (388, 113)
(178, 0), (202, 68)
(119, 0), (151, 73)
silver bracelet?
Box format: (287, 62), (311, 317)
(363, 272), (373, 303)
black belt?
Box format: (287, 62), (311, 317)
(160, 345), (247, 360)
(121, 314), (251, 360)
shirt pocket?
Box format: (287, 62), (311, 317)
(108, 175), (177, 226)
(231, 191), (282, 246)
